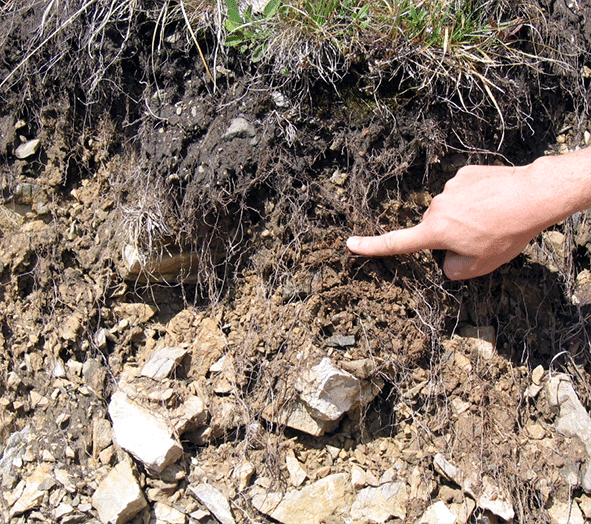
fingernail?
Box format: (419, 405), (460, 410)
(347, 237), (360, 250)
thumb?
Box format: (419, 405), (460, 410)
(347, 224), (432, 257)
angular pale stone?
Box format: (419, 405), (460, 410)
(532, 365), (545, 385)
(417, 501), (457, 524)
(54, 502), (74, 519)
(251, 473), (351, 524)
(190, 483), (235, 524)
(174, 395), (208, 434)
(296, 358), (378, 422)
(93, 418), (113, 456)
(283, 401), (339, 437)
(449, 497), (476, 524)
(454, 352), (472, 373)
(547, 373), (591, 491)
(285, 449), (307, 487)
(114, 303), (157, 323)
(14, 139), (40, 159)
(10, 463), (53, 517)
(433, 454), (514, 521)
(233, 461), (255, 491)
(451, 397), (470, 415)
(210, 355), (237, 394)
(434, 453), (462, 482)
(91, 461), (147, 524)
(459, 325), (495, 360)
(350, 482), (408, 523)
(547, 500), (585, 524)
(141, 347), (188, 380)
(108, 391), (183, 473)
(351, 465), (366, 489)
(577, 494), (591, 518)
(409, 465), (431, 501)
(525, 423), (546, 440)
(153, 502), (186, 524)
(223, 117), (255, 140)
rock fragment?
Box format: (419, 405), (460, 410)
(350, 482), (408, 522)
(459, 325), (496, 360)
(272, 358), (380, 436)
(449, 497), (476, 524)
(326, 334), (355, 347)
(577, 493), (591, 518)
(223, 117), (256, 140)
(251, 473), (351, 524)
(532, 365), (545, 385)
(10, 463), (53, 517)
(434, 453), (514, 521)
(283, 402), (339, 437)
(351, 465), (367, 489)
(525, 364), (545, 398)
(285, 449), (307, 487)
(190, 483), (235, 524)
(546, 500), (585, 524)
(416, 500), (457, 524)
(108, 390), (183, 473)
(153, 501), (186, 524)
(296, 357), (378, 422)
(14, 138), (40, 159)
(93, 418), (113, 458)
(546, 373), (591, 491)
(232, 461), (255, 491)
(91, 460), (147, 524)
(271, 91), (288, 108)
(173, 395), (208, 434)
(572, 269), (591, 305)
(141, 346), (188, 380)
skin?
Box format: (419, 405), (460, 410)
(347, 147), (591, 280)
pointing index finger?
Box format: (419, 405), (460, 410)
(346, 223), (437, 257)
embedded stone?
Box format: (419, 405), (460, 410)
(108, 391), (183, 473)
(141, 346), (188, 380)
(14, 139), (40, 159)
(91, 461), (147, 524)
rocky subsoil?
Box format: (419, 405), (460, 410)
(2, 1), (591, 524)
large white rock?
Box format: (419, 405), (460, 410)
(91, 461), (147, 524)
(350, 482), (408, 522)
(296, 358), (378, 421)
(547, 373), (591, 491)
(108, 391), (183, 473)
(251, 473), (351, 524)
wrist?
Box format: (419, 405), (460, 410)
(527, 149), (591, 227)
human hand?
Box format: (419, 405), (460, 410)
(347, 155), (585, 280)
